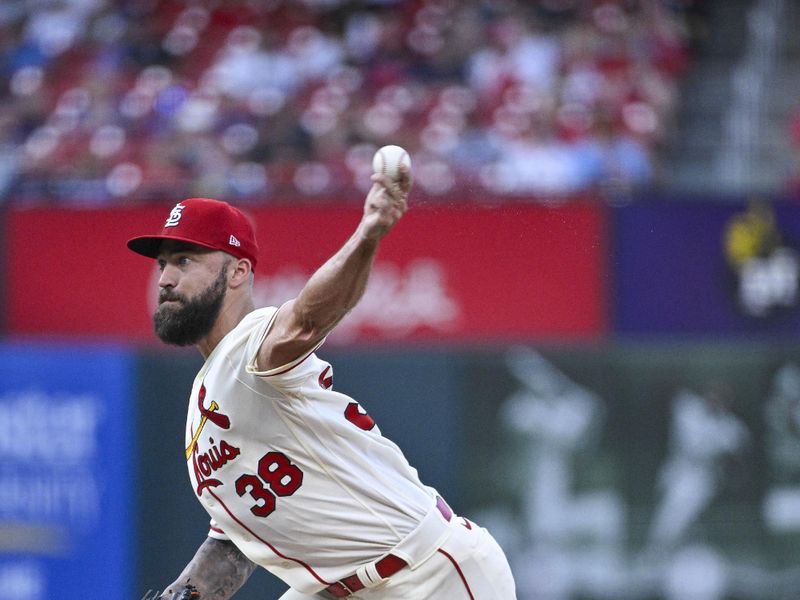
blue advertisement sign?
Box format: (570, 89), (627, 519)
(614, 200), (800, 336)
(0, 343), (134, 599)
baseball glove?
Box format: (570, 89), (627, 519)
(141, 585), (200, 600)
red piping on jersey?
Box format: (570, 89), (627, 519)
(207, 488), (332, 586)
(437, 548), (475, 600)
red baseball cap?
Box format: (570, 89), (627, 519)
(127, 198), (259, 270)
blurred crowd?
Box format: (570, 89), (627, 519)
(0, 0), (699, 205)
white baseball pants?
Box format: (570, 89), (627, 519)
(278, 516), (516, 599)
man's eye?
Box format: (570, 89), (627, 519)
(158, 260), (166, 271)
(179, 256), (191, 266)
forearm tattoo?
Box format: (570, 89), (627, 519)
(160, 537), (257, 600)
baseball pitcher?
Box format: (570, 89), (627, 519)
(128, 167), (516, 599)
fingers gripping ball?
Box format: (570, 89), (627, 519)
(372, 145), (411, 181)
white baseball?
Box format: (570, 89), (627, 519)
(372, 145), (411, 180)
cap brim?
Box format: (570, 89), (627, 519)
(126, 234), (221, 259)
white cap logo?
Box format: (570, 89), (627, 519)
(164, 203), (185, 228)
(229, 235), (241, 247)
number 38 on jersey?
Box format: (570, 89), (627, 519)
(235, 452), (304, 518)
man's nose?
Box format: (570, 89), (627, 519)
(158, 263), (178, 288)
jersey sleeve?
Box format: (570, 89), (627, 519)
(208, 518), (229, 541)
(244, 302), (327, 389)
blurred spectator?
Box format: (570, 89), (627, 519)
(0, 0), (694, 205)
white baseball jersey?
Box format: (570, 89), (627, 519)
(184, 307), (452, 594)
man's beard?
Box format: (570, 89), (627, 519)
(154, 268), (227, 346)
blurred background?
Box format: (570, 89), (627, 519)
(3, 0), (800, 599)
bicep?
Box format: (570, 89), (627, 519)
(255, 300), (325, 373)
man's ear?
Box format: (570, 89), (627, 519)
(229, 258), (253, 289)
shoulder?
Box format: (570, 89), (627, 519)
(209, 307), (279, 366)
(235, 306), (280, 341)
(245, 306), (279, 325)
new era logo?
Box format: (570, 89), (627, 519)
(229, 235), (241, 247)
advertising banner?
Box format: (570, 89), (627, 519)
(0, 343), (134, 600)
(461, 343), (800, 600)
(614, 200), (800, 336)
(5, 202), (607, 343)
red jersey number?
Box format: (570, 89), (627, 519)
(235, 452), (304, 518)
(345, 402), (376, 431)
